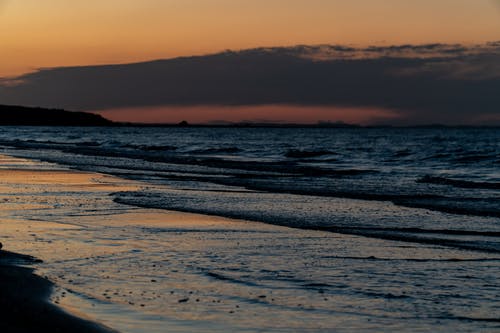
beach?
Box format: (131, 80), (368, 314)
(1, 1), (499, 331)
(0, 152), (499, 332)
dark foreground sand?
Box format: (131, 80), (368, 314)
(0, 250), (115, 333)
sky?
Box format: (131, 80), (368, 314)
(1, 0), (500, 125)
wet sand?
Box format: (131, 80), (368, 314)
(0, 157), (301, 331)
(0, 157), (123, 332)
(0, 156), (289, 331)
(1, 154), (499, 332)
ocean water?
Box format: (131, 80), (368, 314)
(1, 127), (499, 242)
(0, 127), (499, 331)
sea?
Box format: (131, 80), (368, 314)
(0, 126), (499, 332)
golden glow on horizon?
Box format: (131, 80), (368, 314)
(1, 0), (500, 77)
(96, 105), (402, 125)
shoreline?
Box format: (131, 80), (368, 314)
(0, 155), (137, 331)
(1, 153), (499, 332)
(0, 250), (116, 333)
(0, 155), (290, 332)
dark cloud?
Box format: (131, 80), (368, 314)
(1, 43), (499, 125)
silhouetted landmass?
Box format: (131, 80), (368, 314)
(0, 105), (113, 126)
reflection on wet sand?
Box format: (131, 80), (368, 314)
(1, 155), (499, 332)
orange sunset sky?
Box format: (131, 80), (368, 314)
(1, 0), (499, 124)
(2, 0), (499, 77)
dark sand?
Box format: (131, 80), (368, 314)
(0, 249), (116, 333)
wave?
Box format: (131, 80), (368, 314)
(3, 136), (497, 218)
(316, 228), (500, 253)
(312, 226), (500, 237)
(121, 144), (177, 151)
(394, 197), (500, 218)
(24, 139), (71, 145)
(321, 256), (500, 262)
(432, 316), (500, 323)
(420, 153), (452, 161)
(1, 129), (498, 221)
(455, 154), (496, 163)
(113, 190), (500, 254)
(6, 139), (101, 148)
(418, 175), (500, 190)
(23, 142), (372, 178)
(393, 149), (413, 157)
(284, 149), (334, 158)
(76, 141), (102, 147)
(207, 178), (499, 218)
(204, 271), (261, 287)
(188, 147), (243, 154)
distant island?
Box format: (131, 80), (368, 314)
(0, 105), (113, 126)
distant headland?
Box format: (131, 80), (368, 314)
(0, 105), (114, 126)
